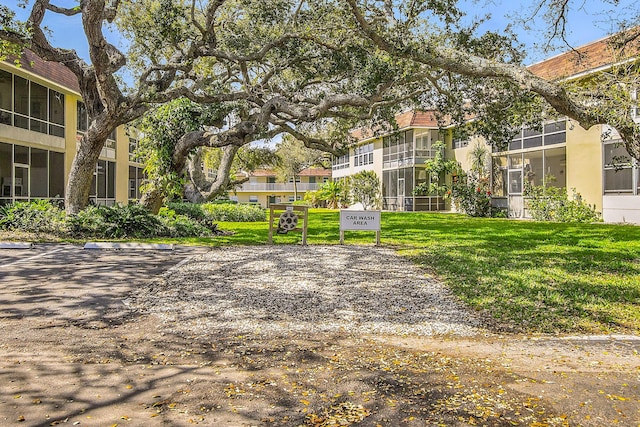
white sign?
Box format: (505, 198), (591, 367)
(340, 210), (381, 231)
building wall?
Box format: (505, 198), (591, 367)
(230, 171), (330, 207)
(335, 125), (449, 212)
(331, 138), (381, 180)
(565, 121), (603, 211)
(603, 195), (640, 223)
(451, 135), (489, 173)
(0, 59), (141, 207)
(115, 126), (132, 203)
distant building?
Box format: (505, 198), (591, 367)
(333, 110), (448, 212)
(335, 33), (640, 223)
(229, 168), (331, 207)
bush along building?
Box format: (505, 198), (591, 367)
(335, 33), (640, 224)
(0, 50), (144, 207)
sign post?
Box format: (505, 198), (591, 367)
(339, 210), (381, 245)
(268, 204), (309, 245)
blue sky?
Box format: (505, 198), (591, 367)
(2, 0), (638, 65)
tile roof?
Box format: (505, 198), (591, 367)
(528, 28), (640, 81)
(241, 168), (331, 177)
(350, 110), (440, 141)
(395, 110), (440, 128)
(5, 49), (80, 94)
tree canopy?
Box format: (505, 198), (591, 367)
(275, 136), (327, 200)
(1, 0), (639, 214)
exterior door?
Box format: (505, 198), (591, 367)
(397, 178), (405, 211)
(14, 165), (29, 198)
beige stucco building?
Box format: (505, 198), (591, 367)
(334, 34), (640, 223)
(0, 50), (143, 207)
(229, 168), (331, 207)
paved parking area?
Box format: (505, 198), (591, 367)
(1, 243), (639, 426)
(0, 244), (210, 327)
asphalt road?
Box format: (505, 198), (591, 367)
(0, 244), (210, 326)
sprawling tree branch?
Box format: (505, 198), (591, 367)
(345, 0), (640, 160)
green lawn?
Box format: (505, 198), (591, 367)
(184, 209), (640, 335)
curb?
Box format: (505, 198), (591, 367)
(83, 242), (174, 250)
(0, 242), (34, 249)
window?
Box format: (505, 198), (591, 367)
(106, 128), (117, 148)
(0, 71), (65, 136)
(249, 195), (259, 203)
(543, 148), (566, 188)
(503, 148), (566, 195)
(90, 160), (116, 204)
(332, 153), (349, 170)
(49, 91), (65, 137)
(0, 142), (64, 202)
(603, 140), (635, 193)
(129, 166), (144, 199)
(31, 148), (48, 197)
(492, 155), (508, 196)
(30, 82), (48, 133)
(97, 160), (107, 198)
(0, 70), (12, 125)
(49, 151), (65, 199)
(453, 138), (469, 149)
(503, 120), (566, 152)
(0, 143), (13, 200)
(14, 76), (29, 129)
(128, 138), (140, 162)
(523, 151), (544, 188)
(413, 129), (439, 161)
(353, 143), (373, 167)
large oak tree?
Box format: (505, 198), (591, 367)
(1, 0), (639, 214)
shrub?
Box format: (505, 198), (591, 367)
(303, 190), (324, 208)
(0, 200), (67, 234)
(450, 175), (494, 217)
(67, 204), (169, 238)
(166, 202), (206, 221)
(348, 170), (381, 210)
(209, 199), (238, 205)
(525, 185), (602, 223)
(157, 207), (213, 237)
(201, 202), (266, 222)
(317, 181), (350, 209)
(66, 205), (107, 237)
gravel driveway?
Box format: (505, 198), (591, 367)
(130, 245), (483, 337)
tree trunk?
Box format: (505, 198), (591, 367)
(139, 188), (165, 215)
(65, 132), (106, 215)
(293, 176), (298, 201)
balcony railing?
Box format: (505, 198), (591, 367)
(236, 182), (323, 192)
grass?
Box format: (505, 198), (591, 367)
(173, 209), (640, 335)
(4, 208), (639, 334)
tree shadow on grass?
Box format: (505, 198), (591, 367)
(393, 216), (640, 333)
